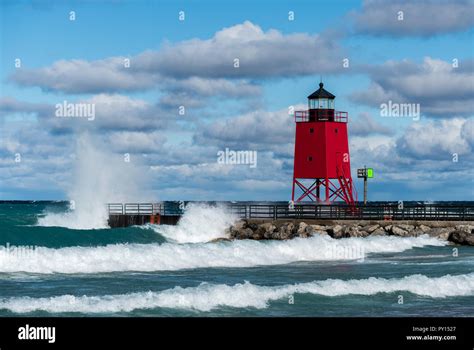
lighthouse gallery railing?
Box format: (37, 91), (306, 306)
(294, 110), (348, 123)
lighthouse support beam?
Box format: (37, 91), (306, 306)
(292, 178), (354, 204)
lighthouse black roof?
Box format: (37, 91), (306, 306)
(308, 82), (335, 99)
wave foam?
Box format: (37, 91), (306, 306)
(0, 235), (445, 274)
(36, 205), (109, 230)
(151, 203), (237, 243)
(1, 273), (472, 313)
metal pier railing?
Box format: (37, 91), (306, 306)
(107, 202), (474, 221)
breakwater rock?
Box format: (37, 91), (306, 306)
(226, 219), (474, 246)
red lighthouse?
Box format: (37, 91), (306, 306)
(291, 82), (356, 204)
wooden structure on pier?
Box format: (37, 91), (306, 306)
(108, 203), (181, 228)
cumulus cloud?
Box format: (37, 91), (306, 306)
(162, 77), (262, 98)
(397, 118), (473, 160)
(84, 94), (166, 131)
(1, 94), (172, 156)
(135, 21), (344, 79)
(352, 57), (474, 117)
(157, 77), (262, 109)
(10, 58), (155, 93)
(0, 97), (53, 118)
(9, 22), (344, 96)
(350, 112), (395, 136)
(0, 120), (75, 198)
(43, 94), (170, 133)
(195, 106), (299, 150)
(348, 116), (474, 199)
(352, 0), (474, 37)
(460, 118), (474, 148)
(148, 152), (291, 200)
(350, 117), (474, 174)
(105, 131), (167, 153)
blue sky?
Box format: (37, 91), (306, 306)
(1, 0), (473, 201)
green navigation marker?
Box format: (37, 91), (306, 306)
(367, 168), (374, 178)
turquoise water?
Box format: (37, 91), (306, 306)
(0, 202), (473, 317)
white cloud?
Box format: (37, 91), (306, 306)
(196, 106), (303, 149)
(106, 131), (167, 153)
(0, 97), (53, 118)
(397, 118), (473, 159)
(352, 57), (474, 117)
(11, 58), (155, 93)
(9, 22), (344, 95)
(162, 77), (261, 98)
(353, 0), (474, 37)
(46, 94), (169, 132)
(350, 112), (395, 136)
(136, 21), (344, 79)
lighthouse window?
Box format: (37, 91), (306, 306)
(335, 128), (338, 133)
(310, 128), (314, 133)
(318, 98), (328, 109)
(308, 156), (312, 161)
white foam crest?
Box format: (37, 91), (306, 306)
(36, 207), (109, 230)
(1, 273), (472, 313)
(0, 235), (445, 274)
(153, 203), (237, 243)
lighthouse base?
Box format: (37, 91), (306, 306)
(292, 177), (356, 205)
